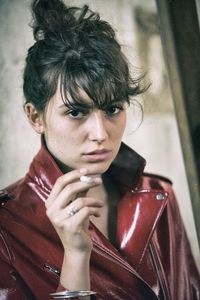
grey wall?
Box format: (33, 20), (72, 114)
(0, 0), (199, 268)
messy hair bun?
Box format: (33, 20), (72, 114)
(31, 0), (110, 41)
(23, 0), (145, 112)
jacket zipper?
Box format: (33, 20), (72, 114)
(93, 241), (158, 296)
(44, 263), (60, 277)
(44, 252), (152, 300)
(149, 241), (170, 300)
(43, 245), (137, 279)
(93, 242), (136, 275)
(44, 243), (160, 299)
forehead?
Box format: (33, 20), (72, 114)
(53, 83), (93, 107)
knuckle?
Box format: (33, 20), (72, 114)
(46, 209), (58, 221)
(45, 198), (52, 209)
(56, 176), (65, 186)
(65, 184), (73, 195)
(79, 197), (85, 207)
(46, 209), (51, 218)
(83, 206), (91, 215)
(52, 217), (60, 227)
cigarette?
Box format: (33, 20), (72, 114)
(80, 175), (94, 184)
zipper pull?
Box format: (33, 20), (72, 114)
(44, 263), (60, 277)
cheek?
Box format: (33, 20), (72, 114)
(122, 114), (127, 130)
(117, 114), (127, 136)
(110, 118), (126, 144)
(47, 119), (70, 139)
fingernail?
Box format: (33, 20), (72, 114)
(94, 177), (102, 184)
(79, 168), (87, 174)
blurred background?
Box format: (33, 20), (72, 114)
(0, 0), (199, 269)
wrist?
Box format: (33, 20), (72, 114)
(64, 247), (92, 260)
(60, 250), (91, 290)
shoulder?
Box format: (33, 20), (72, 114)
(141, 173), (179, 213)
(0, 178), (25, 207)
(140, 173), (183, 225)
(0, 185), (21, 263)
(0, 189), (14, 207)
(0, 179), (30, 262)
(0, 226), (12, 264)
(141, 172), (173, 192)
(143, 172), (172, 185)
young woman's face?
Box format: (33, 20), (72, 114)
(42, 85), (127, 175)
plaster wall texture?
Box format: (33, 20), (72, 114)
(0, 0), (199, 268)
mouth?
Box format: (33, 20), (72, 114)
(83, 149), (112, 162)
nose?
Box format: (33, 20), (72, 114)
(88, 110), (108, 143)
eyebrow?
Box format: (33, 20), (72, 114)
(58, 102), (92, 109)
(58, 99), (125, 110)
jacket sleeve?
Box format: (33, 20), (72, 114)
(0, 232), (35, 300)
(144, 174), (200, 299)
(165, 182), (200, 300)
(185, 231), (200, 300)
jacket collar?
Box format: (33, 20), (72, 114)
(29, 138), (146, 194)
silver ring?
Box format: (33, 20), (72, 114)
(67, 205), (79, 217)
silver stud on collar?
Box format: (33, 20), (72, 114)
(156, 192), (166, 201)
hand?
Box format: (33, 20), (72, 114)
(45, 169), (103, 253)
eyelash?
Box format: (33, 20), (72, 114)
(65, 105), (125, 120)
(105, 105), (124, 116)
(65, 110), (87, 119)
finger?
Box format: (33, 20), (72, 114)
(46, 168), (87, 208)
(63, 206), (101, 231)
(64, 196), (104, 219)
(47, 176), (102, 212)
(48, 197), (103, 227)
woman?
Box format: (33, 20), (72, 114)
(0, 0), (199, 299)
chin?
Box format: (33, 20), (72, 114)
(87, 161), (112, 175)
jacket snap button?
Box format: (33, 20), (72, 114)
(156, 192), (166, 201)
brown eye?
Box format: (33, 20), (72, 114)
(65, 109), (87, 119)
(105, 105), (124, 116)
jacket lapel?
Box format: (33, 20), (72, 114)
(116, 189), (168, 270)
(89, 222), (159, 299)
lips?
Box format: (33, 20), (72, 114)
(86, 149), (110, 155)
(83, 149), (112, 162)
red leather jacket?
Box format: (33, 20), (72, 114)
(0, 142), (199, 299)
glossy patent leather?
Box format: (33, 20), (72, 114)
(0, 142), (199, 299)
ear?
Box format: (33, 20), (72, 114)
(24, 103), (45, 134)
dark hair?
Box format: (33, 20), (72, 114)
(23, 0), (146, 113)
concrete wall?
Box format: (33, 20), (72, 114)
(0, 0), (199, 268)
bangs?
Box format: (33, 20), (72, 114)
(59, 61), (130, 111)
